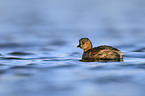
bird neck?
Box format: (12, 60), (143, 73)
(84, 44), (93, 52)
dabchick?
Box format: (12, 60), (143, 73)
(77, 38), (123, 62)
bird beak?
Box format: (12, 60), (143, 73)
(77, 44), (80, 48)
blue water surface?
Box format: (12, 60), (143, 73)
(0, 0), (145, 96)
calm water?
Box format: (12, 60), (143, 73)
(0, 31), (145, 96)
(1, 0), (145, 96)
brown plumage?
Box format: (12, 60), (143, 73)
(77, 38), (123, 62)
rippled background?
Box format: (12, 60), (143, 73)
(0, 0), (145, 96)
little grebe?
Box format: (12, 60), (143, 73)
(77, 38), (123, 61)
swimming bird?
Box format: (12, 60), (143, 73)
(77, 38), (123, 62)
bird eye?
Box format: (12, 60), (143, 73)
(82, 42), (85, 44)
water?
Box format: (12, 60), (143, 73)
(1, 0), (145, 96)
(0, 31), (144, 96)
